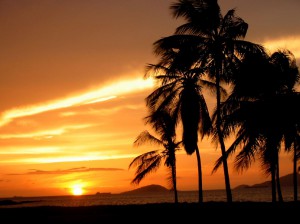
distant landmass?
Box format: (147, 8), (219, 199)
(120, 184), (171, 195)
(234, 173), (300, 189)
(121, 173), (300, 194)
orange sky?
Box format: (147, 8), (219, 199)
(0, 0), (299, 198)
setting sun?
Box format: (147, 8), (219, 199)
(71, 184), (84, 196)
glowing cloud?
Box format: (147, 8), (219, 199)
(0, 124), (93, 139)
(0, 77), (154, 127)
(263, 35), (300, 59)
(9, 167), (124, 175)
(0, 146), (61, 155)
(1, 153), (139, 164)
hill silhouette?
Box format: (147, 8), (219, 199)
(235, 173), (300, 189)
(120, 184), (170, 195)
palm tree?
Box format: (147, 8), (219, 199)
(212, 49), (300, 202)
(153, 0), (265, 202)
(287, 133), (300, 201)
(128, 110), (181, 203)
(273, 93), (300, 202)
(145, 63), (215, 203)
(269, 50), (300, 202)
(271, 50), (300, 201)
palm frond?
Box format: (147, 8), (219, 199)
(128, 150), (160, 169)
(171, 0), (221, 36)
(221, 8), (248, 39)
(130, 155), (162, 185)
(133, 131), (162, 148)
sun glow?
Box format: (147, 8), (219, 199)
(71, 184), (84, 196)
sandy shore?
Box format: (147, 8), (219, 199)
(0, 202), (299, 223)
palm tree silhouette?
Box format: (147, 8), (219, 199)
(288, 133), (300, 201)
(153, 0), (265, 202)
(128, 110), (181, 203)
(271, 50), (300, 202)
(145, 63), (214, 203)
(212, 49), (300, 202)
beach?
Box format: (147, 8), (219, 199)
(0, 202), (299, 223)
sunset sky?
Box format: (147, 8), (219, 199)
(0, 0), (299, 197)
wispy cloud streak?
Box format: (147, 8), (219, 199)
(9, 167), (124, 175)
(0, 77), (154, 126)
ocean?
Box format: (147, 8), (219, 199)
(0, 187), (298, 208)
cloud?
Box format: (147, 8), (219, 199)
(0, 153), (138, 164)
(0, 77), (154, 127)
(0, 146), (61, 155)
(0, 124), (93, 140)
(263, 35), (300, 60)
(9, 167), (124, 175)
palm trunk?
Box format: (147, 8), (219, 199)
(271, 162), (277, 203)
(171, 161), (179, 204)
(276, 154), (283, 202)
(215, 63), (232, 203)
(293, 145), (298, 202)
(195, 146), (203, 203)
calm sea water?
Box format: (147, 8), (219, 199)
(0, 187), (298, 208)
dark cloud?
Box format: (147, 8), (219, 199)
(8, 167), (124, 175)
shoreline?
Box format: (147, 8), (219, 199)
(0, 201), (299, 223)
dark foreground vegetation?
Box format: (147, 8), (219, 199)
(0, 202), (299, 224)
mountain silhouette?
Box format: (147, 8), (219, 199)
(120, 184), (170, 195)
(235, 173), (300, 189)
